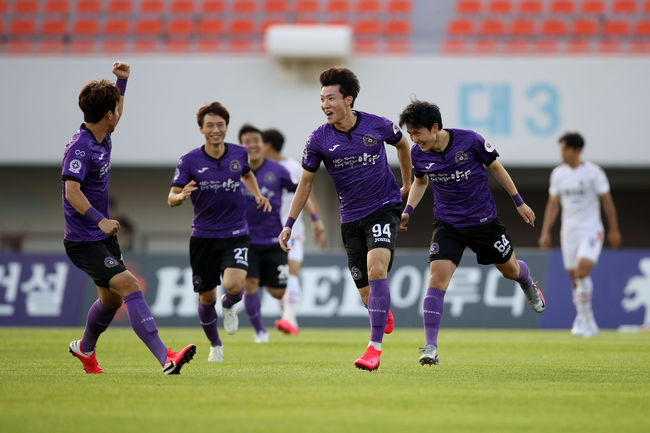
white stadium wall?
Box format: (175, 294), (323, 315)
(1, 56), (649, 167)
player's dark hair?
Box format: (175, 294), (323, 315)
(559, 132), (585, 150)
(262, 128), (285, 152)
(319, 67), (361, 108)
(399, 100), (443, 130)
(78, 79), (121, 123)
(238, 123), (263, 143)
(197, 101), (230, 127)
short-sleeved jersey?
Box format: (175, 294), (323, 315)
(549, 161), (610, 233)
(302, 111), (403, 223)
(61, 124), (113, 242)
(280, 157), (306, 236)
(172, 144), (250, 238)
(411, 128), (499, 227)
(243, 158), (297, 244)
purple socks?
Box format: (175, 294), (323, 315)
(423, 287), (446, 347)
(368, 278), (391, 343)
(198, 301), (222, 347)
(123, 291), (167, 365)
(244, 291), (266, 334)
(222, 288), (243, 309)
(80, 299), (119, 353)
(516, 259), (533, 290)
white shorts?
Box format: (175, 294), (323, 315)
(560, 228), (604, 270)
(287, 234), (304, 263)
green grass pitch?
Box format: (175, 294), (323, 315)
(1, 327), (648, 433)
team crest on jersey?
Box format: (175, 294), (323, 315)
(484, 141), (495, 153)
(429, 243), (439, 255)
(69, 159), (82, 174)
(104, 257), (118, 268)
(350, 266), (362, 281)
(264, 172), (276, 184)
(363, 134), (378, 146)
(455, 151), (468, 164)
(230, 160), (241, 172)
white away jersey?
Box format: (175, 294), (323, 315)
(280, 157), (305, 237)
(549, 161), (610, 233)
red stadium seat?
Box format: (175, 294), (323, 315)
(230, 20), (255, 35)
(199, 19), (224, 36)
(488, 1), (512, 14)
(45, 0), (69, 14)
(481, 19), (505, 37)
(233, 0), (256, 13)
(572, 19), (598, 37)
(170, 0), (194, 14)
(262, 19), (284, 32)
(635, 20), (650, 37)
(532, 40), (558, 53)
(542, 20), (567, 37)
(133, 40), (160, 52)
(457, 0), (481, 14)
(504, 40), (528, 54)
(10, 20), (36, 35)
(566, 39), (591, 53)
(385, 40), (410, 54)
(474, 40), (499, 53)
(604, 20), (629, 37)
(104, 19), (130, 36)
(107, 0), (133, 14)
(629, 41), (650, 53)
(13, 0), (39, 13)
(327, 0), (350, 13)
(38, 40), (66, 53)
(645, 1), (650, 14)
(519, 0), (543, 14)
(68, 40), (96, 53)
(511, 19), (535, 37)
(356, 0), (379, 13)
(612, 0), (636, 14)
(167, 19), (195, 37)
(550, 0), (575, 14)
(0, 0), (7, 14)
(201, 0), (225, 13)
(101, 40), (128, 53)
(140, 0), (164, 14)
(581, 0), (604, 15)
(76, 0), (101, 14)
(6, 41), (35, 53)
(441, 40), (466, 54)
(447, 19), (473, 37)
(385, 20), (410, 36)
(354, 40), (378, 53)
(197, 39), (220, 52)
(355, 20), (380, 36)
(164, 40), (193, 52)
(72, 19), (99, 36)
(135, 19), (162, 36)
(598, 40), (623, 53)
(387, 0), (412, 14)
(295, 0), (318, 13)
(264, 0), (287, 13)
(41, 19), (67, 35)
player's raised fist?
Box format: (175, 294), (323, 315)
(112, 61), (130, 79)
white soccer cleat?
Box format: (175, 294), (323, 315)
(221, 294), (239, 335)
(571, 316), (584, 336)
(254, 330), (269, 343)
(582, 320), (600, 338)
(418, 344), (440, 366)
(208, 345), (224, 362)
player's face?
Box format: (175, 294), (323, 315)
(200, 113), (228, 147)
(321, 85), (352, 125)
(406, 125), (437, 151)
(242, 132), (264, 164)
(560, 141), (580, 165)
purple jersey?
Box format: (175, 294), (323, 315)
(302, 111), (403, 223)
(172, 144), (250, 238)
(61, 124), (113, 242)
(411, 128), (499, 227)
(243, 158), (297, 244)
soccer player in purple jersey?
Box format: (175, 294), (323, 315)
(398, 100), (546, 366)
(168, 103), (271, 361)
(63, 61), (196, 374)
(278, 68), (413, 371)
(238, 124), (298, 343)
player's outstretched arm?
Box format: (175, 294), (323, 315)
(241, 171), (271, 212)
(400, 175), (428, 232)
(487, 160), (535, 227)
(394, 136), (413, 198)
(168, 181), (197, 207)
(600, 192), (622, 248)
(65, 180), (120, 235)
(538, 194), (560, 250)
(111, 61), (130, 128)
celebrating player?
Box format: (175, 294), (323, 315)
(538, 132), (621, 337)
(398, 100), (545, 366)
(279, 68), (412, 371)
(262, 128), (326, 335)
(168, 102), (270, 361)
(64, 61), (196, 374)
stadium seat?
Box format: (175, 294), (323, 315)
(104, 19), (131, 36)
(604, 20), (629, 37)
(201, 0), (225, 13)
(387, 0), (412, 14)
(629, 41), (650, 53)
(635, 20), (650, 37)
(44, 0), (69, 14)
(441, 39), (466, 54)
(296, 0), (318, 13)
(199, 18), (223, 36)
(76, 0), (101, 14)
(107, 0), (133, 14)
(488, 1), (512, 14)
(230, 19), (255, 35)
(474, 40), (499, 53)
(136, 19), (162, 36)
(13, 0), (39, 14)
(140, 0), (164, 14)
(457, 0), (481, 14)
(566, 39), (591, 53)
(170, 0), (194, 14)
(645, 1), (650, 14)
(133, 40), (160, 52)
(41, 19), (67, 36)
(572, 19), (598, 37)
(519, 0), (543, 14)
(550, 0), (575, 14)
(511, 19), (535, 37)
(101, 39), (128, 53)
(164, 40), (193, 52)
(385, 40), (410, 54)
(481, 19), (505, 37)
(38, 40), (66, 53)
(504, 40), (528, 54)
(68, 40), (96, 53)
(262, 19), (285, 32)
(356, 0), (379, 14)
(233, 0), (256, 13)
(167, 19), (194, 37)
(447, 19), (473, 37)
(354, 40), (378, 53)
(355, 20), (380, 37)
(542, 20), (567, 37)
(580, 0), (605, 15)
(327, 0), (350, 13)
(532, 40), (558, 53)
(72, 18), (99, 36)
(197, 39), (220, 52)
(264, 0), (287, 13)
(6, 40), (35, 53)
(10, 20), (36, 36)
(385, 20), (410, 36)
(0, 0), (7, 14)
(612, 0), (636, 14)
(598, 40), (622, 53)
